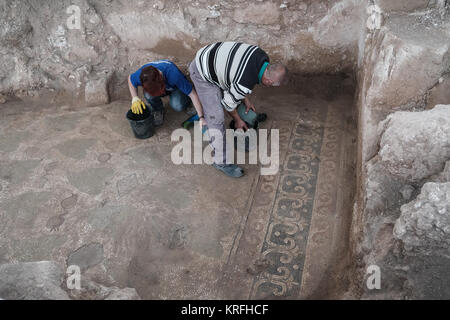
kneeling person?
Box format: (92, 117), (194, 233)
(128, 60), (205, 127)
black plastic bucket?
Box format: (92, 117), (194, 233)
(126, 108), (155, 139)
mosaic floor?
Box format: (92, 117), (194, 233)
(219, 91), (355, 299)
(0, 76), (356, 299)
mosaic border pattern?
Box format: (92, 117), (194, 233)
(222, 103), (346, 299)
(249, 108), (326, 299)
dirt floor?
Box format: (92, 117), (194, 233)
(0, 74), (357, 299)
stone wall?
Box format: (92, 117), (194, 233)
(0, 0), (367, 104)
(351, 0), (450, 299)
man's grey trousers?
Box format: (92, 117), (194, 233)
(189, 60), (227, 164)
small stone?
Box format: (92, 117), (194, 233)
(61, 194), (78, 209)
(0, 94), (6, 104)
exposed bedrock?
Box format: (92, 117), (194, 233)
(349, 0), (450, 299)
(0, 0), (368, 104)
(354, 103), (450, 299)
(394, 182), (450, 258)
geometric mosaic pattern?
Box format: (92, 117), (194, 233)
(222, 104), (345, 299)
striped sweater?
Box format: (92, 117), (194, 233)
(195, 42), (269, 111)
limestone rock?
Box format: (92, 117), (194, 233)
(85, 77), (110, 107)
(378, 105), (450, 182)
(310, 0), (366, 49)
(357, 11), (450, 163)
(353, 2), (450, 300)
(0, 261), (70, 300)
(394, 182), (450, 257)
(365, 15), (450, 111)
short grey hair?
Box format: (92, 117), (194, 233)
(266, 63), (288, 86)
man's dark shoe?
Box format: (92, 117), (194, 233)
(212, 163), (244, 178)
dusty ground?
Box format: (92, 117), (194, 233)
(0, 75), (357, 299)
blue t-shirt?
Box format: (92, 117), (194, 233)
(130, 60), (193, 96)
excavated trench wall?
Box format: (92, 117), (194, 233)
(352, 0), (450, 299)
(0, 0), (366, 103)
(1, 0), (449, 299)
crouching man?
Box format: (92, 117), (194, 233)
(189, 42), (288, 178)
(128, 60), (205, 127)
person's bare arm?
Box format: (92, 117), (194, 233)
(128, 75), (138, 98)
(244, 96), (256, 113)
(188, 89), (206, 126)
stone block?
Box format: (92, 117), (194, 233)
(378, 104), (450, 182)
(394, 182), (450, 257)
(85, 77), (110, 107)
(0, 261), (70, 300)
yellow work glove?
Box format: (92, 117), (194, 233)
(131, 97), (146, 114)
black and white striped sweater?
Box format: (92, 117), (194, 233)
(195, 42), (269, 111)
